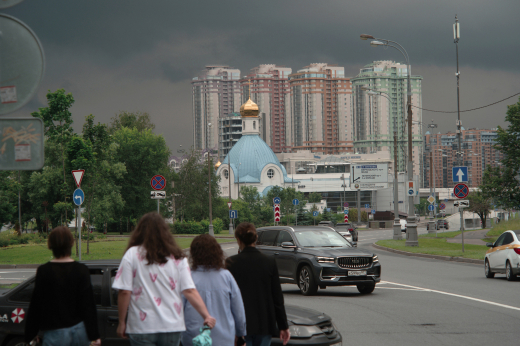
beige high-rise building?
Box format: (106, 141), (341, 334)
(192, 66), (241, 151)
(351, 60), (423, 178)
(287, 63), (353, 155)
(241, 64), (292, 153)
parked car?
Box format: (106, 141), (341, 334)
(255, 226), (381, 295)
(426, 219), (449, 230)
(400, 219), (407, 232)
(318, 220), (335, 227)
(334, 222), (358, 241)
(485, 230), (520, 281)
(0, 261), (342, 346)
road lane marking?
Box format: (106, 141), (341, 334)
(382, 280), (520, 312)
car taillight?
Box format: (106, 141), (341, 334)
(348, 228), (354, 232)
(514, 248), (520, 255)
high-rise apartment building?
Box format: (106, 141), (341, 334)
(424, 128), (503, 188)
(350, 61), (423, 177)
(218, 112), (242, 161)
(287, 63), (353, 155)
(192, 66), (241, 151)
(240, 65), (292, 153)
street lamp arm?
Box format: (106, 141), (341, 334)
(374, 38), (410, 66)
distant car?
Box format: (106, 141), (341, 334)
(318, 220), (335, 227)
(334, 222), (358, 241)
(400, 219), (407, 232)
(435, 213), (446, 218)
(426, 219), (449, 230)
(485, 230), (520, 281)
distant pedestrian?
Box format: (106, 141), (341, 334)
(182, 234), (246, 346)
(226, 222), (290, 346)
(112, 212), (216, 346)
(25, 226), (101, 346)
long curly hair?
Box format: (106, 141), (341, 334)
(126, 212), (185, 265)
(190, 234), (225, 271)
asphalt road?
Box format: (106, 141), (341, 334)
(223, 227), (520, 346)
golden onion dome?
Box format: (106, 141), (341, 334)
(240, 97), (259, 117)
(214, 160), (222, 170)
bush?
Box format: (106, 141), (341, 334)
(0, 232), (46, 247)
(96, 233), (107, 240)
(81, 233), (95, 241)
(170, 219), (224, 235)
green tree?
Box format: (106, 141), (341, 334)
(109, 111), (155, 134)
(112, 127), (170, 226)
(467, 191), (492, 228)
(308, 192), (322, 203)
(0, 171), (18, 227)
(31, 89), (75, 217)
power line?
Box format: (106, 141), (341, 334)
(411, 92), (520, 113)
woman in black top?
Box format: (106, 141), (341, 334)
(226, 222), (290, 346)
(25, 226), (101, 346)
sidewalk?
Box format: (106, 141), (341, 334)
(446, 229), (489, 245)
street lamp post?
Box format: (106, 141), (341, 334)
(427, 121), (437, 232)
(207, 124), (214, 237)
(360, 86), (401, 239)
(360, 33), (417, 246)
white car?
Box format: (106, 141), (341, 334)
(400, 219), (407, 232)
(485, 230), (520, 281)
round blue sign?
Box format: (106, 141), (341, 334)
(292, 199), (299, 206)
(73, 188), (85, 206)
(428, 205), (435, 211)
(313, 211), (319, 217)
(273, 197), (281, 204)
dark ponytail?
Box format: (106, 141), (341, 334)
(235, 222), (258, 246)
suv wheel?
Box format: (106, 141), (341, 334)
(357, 283), (375, 294)
(506, 261), (516, 281)
(298, 266), (318, 296)
(485, 259), (494, 278)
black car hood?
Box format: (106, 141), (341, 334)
(297, 246), (373, 257)
(285, 304), (331, 325)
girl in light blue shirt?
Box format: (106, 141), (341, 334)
(182, 234), (247, 346)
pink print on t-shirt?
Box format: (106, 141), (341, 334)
(115, 267), (123, 280)
(133, 287), (143, 301)
(139, 311), (147, 321)
(169, 277), (176, 290)
(133, 269), (137, 278)
(150, 273), (158, 282)
(154, 297), (162, 306)
(174, 302), (181, 314)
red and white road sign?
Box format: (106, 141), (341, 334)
(71, 170), (85, 188)
(274, 203), (280, 222)
(453, 183), (469, 199)
(228, 202), (232, 209)
(11, 308), (24, 323)
(151, 175), (166, 191)
(344, 214), (348, 222)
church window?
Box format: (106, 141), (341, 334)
(267, 169), (275, 179)
(223, 169), (229, 179)
(253, 121), (256, 129)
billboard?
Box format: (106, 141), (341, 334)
(0, 118), (44, 170)
(351, 163), (388, 190)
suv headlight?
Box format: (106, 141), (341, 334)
(316, 256), (335, 263)
(289, 325), (322, 338)
(372, 255), (379, 263)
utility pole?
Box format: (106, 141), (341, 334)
(428, 121), (437, 233)
(454, 15), (464, 251)
(393, 132), (402, 239)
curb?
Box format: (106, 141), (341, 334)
(371, 243), (484, 265)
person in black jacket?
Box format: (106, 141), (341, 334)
(25, 226), (101, 346)
(226, 222), (290, 346)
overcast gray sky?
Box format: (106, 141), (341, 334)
(4, 0), (520, 152)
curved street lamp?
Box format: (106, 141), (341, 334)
(360, 33), (417, 246)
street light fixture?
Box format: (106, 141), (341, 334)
(360, 33), (417, 246)
(207, 124), (214, 237)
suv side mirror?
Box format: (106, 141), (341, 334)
(281, 242), (296, 248)
(486, 242), (494, 248)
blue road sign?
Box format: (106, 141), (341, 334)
(292, 199), (299, 206)
(364, 204), (370, 208)
(344, 202), (349, 207)
(454, 183), (469, 199)
(428, 205), (435, 212)
(73, 188), (84, 206)
(371, 209), (376, 214)
(313, 211), (319, 217)
(273, 197), (281, 204)
(229, 210), (238, 219)
(151, 175), (166, 190)
(343, 209), (349, 214)
(444, 199), (449, 202)
(452, 166), (468, 183)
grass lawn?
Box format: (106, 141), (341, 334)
(0, 283), (19, 289)
(485, 217), (520, 238)
(376, 238), (488, 260)
(420, 230), (462, 238)
(0, 238), (233, 265)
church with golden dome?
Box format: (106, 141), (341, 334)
(215, 96), (296, 198)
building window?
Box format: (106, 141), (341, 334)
(267, 169), (275, 179)
(253, 121), (256, 129)
(223, 169), (229, 179)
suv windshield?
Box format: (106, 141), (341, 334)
(294, 230), (351, 248)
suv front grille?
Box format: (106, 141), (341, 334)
(337, 256), (372, 269)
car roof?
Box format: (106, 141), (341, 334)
(257, 226), (337, 232)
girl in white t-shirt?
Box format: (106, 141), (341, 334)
(113, 212), (216, 346)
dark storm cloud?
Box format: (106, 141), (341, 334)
(4, 0), (520, 150)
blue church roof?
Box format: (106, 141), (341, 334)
(222, 134), (295, 184)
